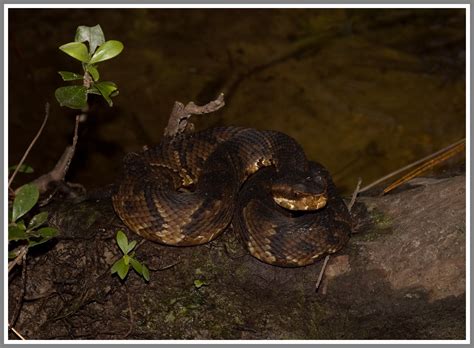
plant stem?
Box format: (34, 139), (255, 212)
(315, 255), (330, 292)
(8, 103), (50, 189)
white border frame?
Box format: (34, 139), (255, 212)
(4, 3), (470, 345)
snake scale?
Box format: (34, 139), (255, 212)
(112, 127), (351, 267)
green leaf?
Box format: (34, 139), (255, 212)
(12, 184), (39, 222)
(58, 71), (83, 81)
(130, 258), (150, 281)
(28, 237), (52, 248)
(127, 240), (137, 254)
(111, 258), (129, 280)
(28, 212), (48, 230)
(9, 225), (27, 241)
(193, 279), (208, 289)
(116, 230), (128, 255)
(111, 259), (122, 274)
(8, 251), (19, 259)
(87, 86), (102, 95)
(118, 262), (130, 280)
(86, 65), (100, 81)
(28, 239), (43, 248)
(28, 227), (57, 248)
(9, 164), (34, 173)
(59, 42), (90, 63)
(123, 254), (130, 265)
(75, 25), (105, 55)
(55, 86), (88, 109)
(89, 40), (123, 64)
(142, 264), (150, 281)
(16, 220), (26, 231)
(37, 227), (58, 239)
(94, 81), (118, 106)
(129, 257), (142, 274)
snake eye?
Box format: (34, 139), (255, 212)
(313, 176), (325, 185)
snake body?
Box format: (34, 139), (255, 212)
(112, 127), (351, 267)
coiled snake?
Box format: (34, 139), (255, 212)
(112, 127), (351, 267)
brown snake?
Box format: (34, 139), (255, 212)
(112, 127), (351, 267)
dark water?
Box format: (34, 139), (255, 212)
(8, 9), (466, 194)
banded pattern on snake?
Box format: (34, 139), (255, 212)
(112, 127), (351, 267)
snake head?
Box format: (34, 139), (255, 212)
(271, 172), (328, 211)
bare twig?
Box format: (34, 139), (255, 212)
(133, 239), (146, 251)
(316, 179), (360, 293)
(359, 138), (465, 194)
(315, 255), (331, 292)
(163, 93), (225, 138)
(9, 325), (26, 340)
(8, 103), (50, 188)
(10, 252), (27, 327)
(123, 285), (134, 339)
(24, 290), (56, 301)
(8, 245), (28, 273)
(348, 178), (362, 212)
(149, 261), (181, 272)
(221, 31), (343, 102)
(32, 115), (81, 193)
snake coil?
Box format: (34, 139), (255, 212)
(112, 127), (351, 267)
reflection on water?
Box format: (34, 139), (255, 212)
(8, 9), (466, 193)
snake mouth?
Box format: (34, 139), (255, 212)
(273, 194), (328, 211)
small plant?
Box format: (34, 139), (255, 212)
(111, 230), (150, 282)
(193, 279), (208, 289)
(8, 164), (34, 174)
(8, 183), (58, 259)
(55, 24), (123, 109)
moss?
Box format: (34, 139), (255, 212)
(353, 207), (394, 242)
(370, 209), (393, 230)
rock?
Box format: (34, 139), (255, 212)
(356, 176), (465, 302)
(318, 175), (466, 339)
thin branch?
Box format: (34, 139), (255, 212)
(221, 30), (345, 102)
(123, 284), (134, 339)
(24, 290), (56, 301)
(348, 178), (362, 212)
(32, 114), (81, 194)
(8, 103), (50, 188)
(316, 178), (361, 293)
(163, 93), (225, 138)
(9, 325), (26, 340)
(315, 255), (331, 292)
(359, 138), (465, 194)
(10, 252), (27, 327)
(149, 261), (180, 272)
(8, 245), (28, 273)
